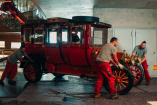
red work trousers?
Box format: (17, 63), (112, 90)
(1, 60), (17, 81)
(141, 60), (151, 83)
(94, 62), (116, 95)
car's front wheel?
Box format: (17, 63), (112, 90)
(24, 61), (42, 83)
(103, 66), (134, 95)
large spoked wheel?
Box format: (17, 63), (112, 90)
(24, 61), (42, 83)
(104, 66), (134, 95)
(127, 64), (144, 86)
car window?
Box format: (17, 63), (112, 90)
(62, 28), (68, 42)
(71, 26), (84, 45)
(24, 28), (32, 43)
(34, 28), (44, 44)
(48, 28), (58, 44)
(91, 27), (108, 47)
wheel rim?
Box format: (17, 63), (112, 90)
(25, 64), (36, 81)
(113, 70), (129, 91)
(128, 65), (142, 84)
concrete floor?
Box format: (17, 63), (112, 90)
(0, 67), (157, 105)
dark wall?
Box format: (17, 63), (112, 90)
(0, 34), (21, 49)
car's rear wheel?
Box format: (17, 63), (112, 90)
(24, 62), (42, 83)
(127, 64), (144, 86)
(103, 66), (134, 95)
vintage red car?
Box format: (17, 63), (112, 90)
(20, 16), (135, 95)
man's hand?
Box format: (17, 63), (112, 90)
(115, 64), (119, 68)
(136, 62), (141, 66)
(118, 63), (124, 69)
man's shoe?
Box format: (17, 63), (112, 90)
(94, 93), (102, 98)
(110, 93), (119, 99)
(0, 80), (4, 86)
(6, 75), (11, 79)
(146, 82), (150, 85)
(8, 80), (16, 85)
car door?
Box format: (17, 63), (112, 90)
(68, 25), (89, 66)
(44, 26), (64, 64)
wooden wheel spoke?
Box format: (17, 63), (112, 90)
(122, 81), (128, 83)
(27, 65), (30, 69)
(137, 73), (142, 75)
(132, 75), (136, 77)
(115, 71), (118, 77)
(130, 69), (137, 72)
(28, 65), (32, 69)
(119, 84), (122, 90)
(122, 77), (128, 80)
(116, 84), (118, 90)
(30, 74), (33, 79)
(26, 73), (31, 77)
(121, 83), (126, 88)
(26, 67), (31, 70)
(30, 65), (33, 68)
(30, 74), (35, 80)
(29, 75), (33, 80)
(113, 75), (116, 78)
(119, 71), (121, 77)
(120, 73), (125, 78)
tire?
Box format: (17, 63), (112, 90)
(103, 66), (134, 95)
(24, 61), (42, 83)
(20, 55), (28, 68)
(72, 16), (99, 23)
(127, 64), (144, 86)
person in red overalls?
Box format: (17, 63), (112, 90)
(132, 41), (151, 85)
(0, 45), (30, 85)
(94, 37), (124, 99)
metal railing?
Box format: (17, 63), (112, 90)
(0, 49), (14, 67)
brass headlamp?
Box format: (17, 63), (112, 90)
(119, 50), (141, 65)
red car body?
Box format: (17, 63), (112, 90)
(21, 17), (134, 95)
(22, 17), (116, 76)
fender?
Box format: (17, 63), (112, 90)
(20, 54), (46, 68)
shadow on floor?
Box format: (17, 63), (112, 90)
(0, 69), (69, 98)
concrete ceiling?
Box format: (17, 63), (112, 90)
(94, 0), (157, 9)
(31, 0), (157, 19)
(31, 0), (94, 19)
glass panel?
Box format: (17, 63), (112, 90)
(35, 29), (44, 43)
(62, 29), (68, 42)
(71, 27), (84, 45)
(94, 31), (102, 44)
(24, 29), (32, 42)
(50, 32), (57, 44)
(72, 27), (80, 43)
(77, 32), (81, 39)
(91, 27), (108, 47)
(48, 28), (58, 44)
(0, 41), (5, 48)
(11, 42), (21, 49)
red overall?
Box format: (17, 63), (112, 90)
(1, 60), (17, 81)
(141, 60), (151, 83)
(94, 62), (116, 95)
